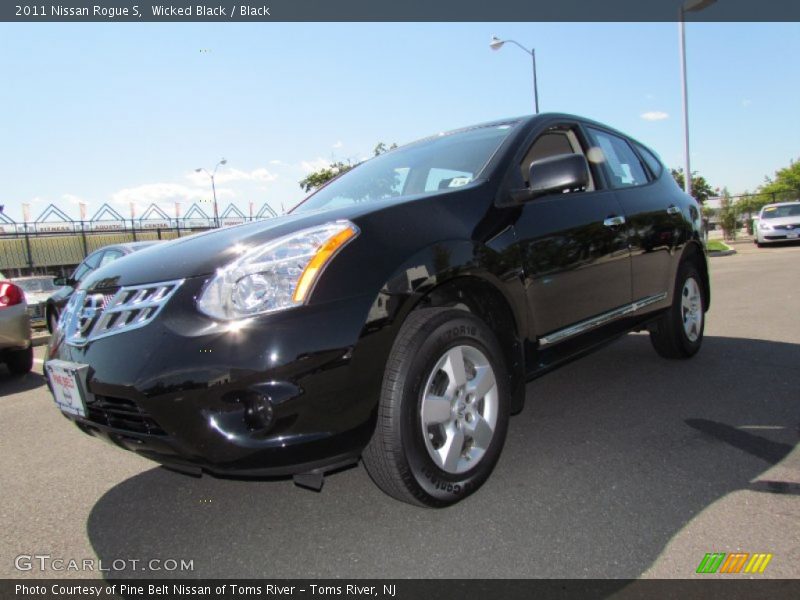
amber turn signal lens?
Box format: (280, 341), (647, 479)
(292, 225), (358, 303)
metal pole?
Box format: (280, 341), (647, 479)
(679, 11), (693, 198)
(531, 48), (539, 114)
(211, 175), (219, 228)
(23, 224), (33, 269)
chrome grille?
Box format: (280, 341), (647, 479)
(63, 279), (183, 346)
(27, 303), (45, 320)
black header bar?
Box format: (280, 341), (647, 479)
(3, 0), (800, 22)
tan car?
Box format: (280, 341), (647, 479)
(0, 280), (33, 375)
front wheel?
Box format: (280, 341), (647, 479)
(362, 308), (510, 507)
(650, 261), (705, 359)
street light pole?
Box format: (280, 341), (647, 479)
(678, 0), (717, 199)
(195, 158), (227, 228)
(490, 36), (539, 114)
(531, 48), (539, 115)
(679, 14), (692, 197)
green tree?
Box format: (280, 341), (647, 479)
(299, 142), (398, 193)
(758, 157), (800, 203)
(670, 168), (716, 204)
(718, 187), (738, 241)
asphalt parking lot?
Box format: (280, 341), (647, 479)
(1, 242), (798, 580)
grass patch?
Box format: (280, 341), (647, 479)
(706, 240), (732, 252)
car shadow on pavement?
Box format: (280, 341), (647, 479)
(0, 369), (47, 394)
(86, 335), (799, 579)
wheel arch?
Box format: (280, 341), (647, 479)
(350, 239), (529, 426)
(680, 240), (711, 311)
(409, 274), (526, 414)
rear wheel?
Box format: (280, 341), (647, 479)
(6, 346), (33, 375)
(362, 308), (510, 507)
(650, 261), (705, 359)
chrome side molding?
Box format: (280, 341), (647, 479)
(539, 292), (668, 347)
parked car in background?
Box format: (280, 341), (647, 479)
(755, 201), (800, 247)
(46, 241), (158, 332)
(12, 276), (60, 328)
(0, 280), (33, 375)
(45, 114), (709, 507)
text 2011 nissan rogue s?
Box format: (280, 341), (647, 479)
(45, 114), (709, 507)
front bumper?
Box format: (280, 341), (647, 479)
(45, 276), (385, 476)
(758, 229), (800, 243)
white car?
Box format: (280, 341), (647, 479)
(755, 201), (800, 247)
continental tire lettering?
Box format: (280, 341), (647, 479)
(440, 325), (477, 342)
(421, 466), (468, 495)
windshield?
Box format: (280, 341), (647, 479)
(14, 277), (59, 293)
(761, 204), (800, 219)
(294, 122), (517, 213)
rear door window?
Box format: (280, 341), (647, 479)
(585, 127), (649, 188)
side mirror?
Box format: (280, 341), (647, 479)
(512, 153), (590, 203)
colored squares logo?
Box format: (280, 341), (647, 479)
(696, 552), (773, 574)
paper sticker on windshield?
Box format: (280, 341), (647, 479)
(448, 177), (472, 188)
(763, 206), (777, 212)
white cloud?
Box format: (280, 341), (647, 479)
(111, 183), (204, 207)
(742, 98), (752, 108)
(269, 159), (288, 166)
(61, 194), (85, 206)
(332, 141), (343, 149)
(640, 111), (669, 121)
(185, 167), (277, 186)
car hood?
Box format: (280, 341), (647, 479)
(761, 216), (800, 227)
(80, 201), (398, 290)
(23, 291), (51, 304)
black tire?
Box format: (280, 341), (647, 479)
(362, 308), (510, 508)
(6, 346), (33, 375)
(650, 261), (705, 359)
(756, 242), (765, 248)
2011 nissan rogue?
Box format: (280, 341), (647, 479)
(45, 114), (709, 507)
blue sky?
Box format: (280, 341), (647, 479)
(1, 21), (798, 222)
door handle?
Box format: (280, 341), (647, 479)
(666, 205), (681, 215)
(603, 215), (626, 227)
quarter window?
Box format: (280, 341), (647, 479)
(635, 143), (664, 178)
(586, 128), (649, 188)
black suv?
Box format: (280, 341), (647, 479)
(45, 114), (708, 507)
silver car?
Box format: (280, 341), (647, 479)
(0, 280), (33, 375)
(11, 275), (59, 328)
(755, 201), (800, 247)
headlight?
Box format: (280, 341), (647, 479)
(759, 222), (772, 230)
(197, 220), (359, 320)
